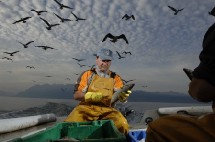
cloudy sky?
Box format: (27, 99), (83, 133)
(0, 0), (214, 94)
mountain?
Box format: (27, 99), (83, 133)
(128, 90), (199, 103)
(16, 84), (75, 99)
(15, 84), (199, 103)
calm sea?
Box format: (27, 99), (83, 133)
(0, 96), (210, 112)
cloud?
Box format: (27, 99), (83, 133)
(0, 0), (214, 93)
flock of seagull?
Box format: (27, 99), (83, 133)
(1, 1), (215, 88)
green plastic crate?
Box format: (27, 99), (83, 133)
(10, 120), (127, 142)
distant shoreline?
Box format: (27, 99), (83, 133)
(0, 96), (210, 112)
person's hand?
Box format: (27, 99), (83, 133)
(118, 90), (132, 102)
(84, 92), (102, 102)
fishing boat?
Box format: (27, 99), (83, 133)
(0, 105), (212, 142)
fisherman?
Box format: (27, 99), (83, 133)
(64, 48), (132, 134)
(145, 23), (215, 142)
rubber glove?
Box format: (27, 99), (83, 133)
(84, 92), (102, 102)
(118, 90), (132, 102)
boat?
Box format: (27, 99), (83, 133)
(0, 105), (212, 142)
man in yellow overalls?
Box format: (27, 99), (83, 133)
(64, 48), (131, 134)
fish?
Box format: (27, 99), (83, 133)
(183, 68), (193, 81)
(111, 83), (135, 106)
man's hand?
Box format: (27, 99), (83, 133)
(84, 92), (102, 102)
(118, 90), (132, 102)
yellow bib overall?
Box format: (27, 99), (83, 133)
(64, 74), (129, 134)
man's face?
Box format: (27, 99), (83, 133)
(96, 57), (112, 72)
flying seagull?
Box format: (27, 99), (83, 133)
(12, 17), (32, 24)
(40, 17), (60, 30)
(71, 12), (86, 21)
(3, 51), (19, 56)
(122, 51), (132, 55)
(77, 62), (86, 67)
(53, 13), (72, 22)
(168, 6), (184, 15)
(209, 6), (215, 17)
(17, 40), (34, 48)
(116, 51), (126, 59)
(72, 57), (86, 62)
(54, 0), (73, 10)
(102, 33), (129, 44)
(31, 9), (47, 15)
(122, 14), (135, 20)
(35, 45), (55, 50)
(2, 57), (13, 61)
(26, 66), (35, 69)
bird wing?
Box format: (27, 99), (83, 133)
(17, 41), (24, 45)
(168, 6), (177, 12)
(178, 8), (184, 12)
(23, 17), (32, 20)
(122, 14), (128, 19)
(211, 7), (215, 13)
(131, 15), (135, 20)
(78, 18), (86, 20)
(62, 5), (73, 9)
(13, 19), (22, 24)
(116, 51), (122, 57)
(119, 34), (129, 44)
(54, 13), (62, 19)
(54, 0), (61, 6)
(71, 12), (78, 19)
(26, 41), (34, 45)
(12, 51), (20, 54)
(51, 24), (60, 27)
(40, 17), (50, 26)
(102, 33), (114, 42)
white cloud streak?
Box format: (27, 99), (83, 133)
(0, 0), (214, 93)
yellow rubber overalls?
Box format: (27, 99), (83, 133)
(64, 74), (129, 134)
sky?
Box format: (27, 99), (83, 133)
(0, 0), (214, 95)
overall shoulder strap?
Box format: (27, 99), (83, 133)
(87, 68), (96, 86)
(110, 72), (116, 78)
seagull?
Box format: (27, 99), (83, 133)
(122, 51), (132, 55)
(102, 33), (129, 44)
(35, 45), (55, 50)
(122, 79), (135, 84)
(54, 0), (73, 10)
(3, 51), (19, 56)
(17, 40), (34, 48)
(122, 14), (135, 20)
(116, 51), (126, 59)
(74, 73), (79, 75)
(45, 75), (52, 77)
(66, 78), (71, 80)
(2, 57), (13, 61)
(31, 9), (47, 15)
(53, 13), (72, 23)
(77, 62), (86, 67)
(40, 17), (60, 30)
(209, 6), (215, 17)
(26, 66), (35, 69)
(72, 57), (86, 62)
(12, 17), (32, 24)
(168, 6), (184, 15)
(71, 12), (86, 21)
